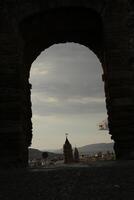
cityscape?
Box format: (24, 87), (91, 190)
(29, 135), (115, 168)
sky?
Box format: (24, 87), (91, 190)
(30, 43), (112, 150)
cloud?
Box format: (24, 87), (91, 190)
(31, 66), (48, 76)
(32, 92), (106, 116)
(30, 43), (106, 117)
(67, 97), (105, 104)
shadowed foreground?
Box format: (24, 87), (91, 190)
(1, 161), (134, 200)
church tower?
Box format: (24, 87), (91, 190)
(63, 134), (73, 164)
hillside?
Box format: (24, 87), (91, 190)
(53, 143), (114, 154)
(28, 148), (62, 160)
(30, 143), (114, 159)
(78, 143), (114, 154)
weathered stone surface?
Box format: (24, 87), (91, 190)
(0, 0), (133, 167)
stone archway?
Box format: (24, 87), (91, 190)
(20, 7), (105, 161)
(0, 1), (132, 167)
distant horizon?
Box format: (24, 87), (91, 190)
(30, 141), (114, 151)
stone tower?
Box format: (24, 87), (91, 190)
(63, 136), (73, 164)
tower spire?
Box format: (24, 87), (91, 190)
(65, 133), (68, 138)
(63, 133), (73, 163)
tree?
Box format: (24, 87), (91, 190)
(42, 152), (48, 159)
(74, 147), (79, 162)
(42, 152), (48, 167)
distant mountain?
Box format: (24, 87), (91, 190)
(78, 143), (114, 154)
(29, 143), (114, 159)
(52, 143), (114, 154)
(28, 148), (62, 160)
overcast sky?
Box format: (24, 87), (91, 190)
(30, 43), (112, 150)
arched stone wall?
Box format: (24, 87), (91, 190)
(20, 7), (104, 63)
(20, 7), (105, 165)
(0, 0), (132, 167)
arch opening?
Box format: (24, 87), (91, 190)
(30, 42), (112, 160)
(19, 6), (113, 165)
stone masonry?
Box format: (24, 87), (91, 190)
(0, 0), (133, 167)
